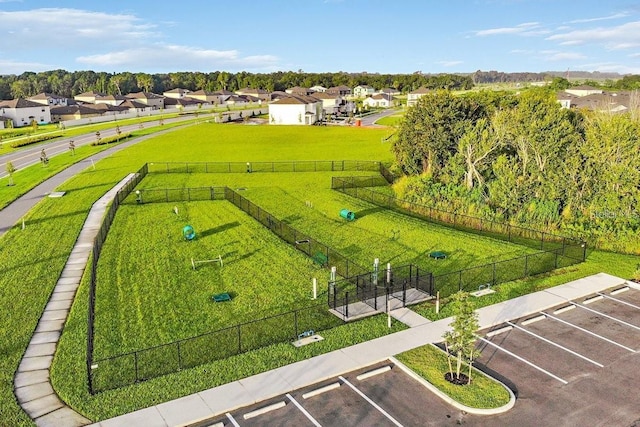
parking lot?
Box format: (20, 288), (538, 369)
(191, 284), (640, 427)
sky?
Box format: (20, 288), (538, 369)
(1, 0), (640, 75)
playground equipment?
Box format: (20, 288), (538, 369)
(191, 255), (223, 270)
(429, 251), (447, 260)
(183, 225), (196, 240)
(211, 292), (232, 302)
(339, 209), (355, 221)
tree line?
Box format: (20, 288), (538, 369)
(0, 69), (474, 100)
(392, 89), (640, 254)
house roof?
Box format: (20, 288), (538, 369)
(0, 98), (45, 108)
(163, 97), (201, 106)
(409, 87), (430, 94)
(75, 91), (106, 98)
(327, 85), (351, 92)
(355, 85), (374, 89)
(271, 94), (320, 105)
(120, 99), (147, 109)
(50, 105), (100, 115)
(310, 92), (339, 100)
(569, 85), (601, 91)
(368, 94), (393, 101)
(163, 88), (190, 94)
(189, 89), (216, 96)
(379, 88), (399, 94)
(126, 92), (164, 100)
(236, 87), (268, 94)
(28, 92), (68, 100)
(212, 89), (235, 96)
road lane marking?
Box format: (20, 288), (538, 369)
(506, 321), (603, 367)
(287, 393), (322, 427)
(339, 376), (403, 426)
(478, 336), (568, 384)
(540, 312), (635, 353)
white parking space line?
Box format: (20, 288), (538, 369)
(226, 412), (240, 427)
(338, 376), (404, 427)
(477, 336), (568, 385)
(506, 321), (603, 367)
(572, 302), (640, 332)
(597, 292), (640, 311)
(540, 312), (636, 353)
(287, 393), (322, 427)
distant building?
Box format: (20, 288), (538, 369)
(28, 93), (71, 107)
(74, 91), (107, 104)
(363, 93), (395, 108)
(126, 92), (165, 109)
(163, 88), (191, 99)
(353, 85), (375, 98)
(564, 85), (603, 97)
(326, 85), (352, 97)
(0, 99), (51, 127)
(407, 87), (430, 107)
(309, 85), (327, 93)
(235, 88), (269, 102)
(268, 95), (323, 125)
(286, 86), (312, 96)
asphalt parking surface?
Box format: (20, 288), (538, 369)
(190, 285), (640, 427)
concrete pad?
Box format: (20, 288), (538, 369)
(54, 283), (81, 293)
(19, 356), (53, 372)
(238, 369), (293, 403)
(24, 343), (56, 358)
(199, 381), (249, 415)
(35, 406), (91, 427)
(62, 264), (86, 272)
(14, 370), (49, 388)
(57, 277), (82, 286)
(45, 299), (73, 312)
(15, 382), (55, 403)
(40, 310), (68, 321)
(390, 307), (430, 327)
(21, 394), (63, 419)
(66, 256), (88, 265)
(49, 291), (76, 302)
(277, 352), (359, 390)
(476, 291), (567, 327)
(545, 273), (624, 301)
(31, 331), (61, 345)
(156, 394), (212, 426)
(35, 319), (66, 333)
(97, 406), (167, 427)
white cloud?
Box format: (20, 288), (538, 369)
(547, 21), (640, 50)
(577, 61), (640, 74)
(77, 44), (279, 72)
(0, 8), (159, 49)
(567, 12), (629, 24)
(475, 22), (540, 36)
(436, 60), (463, 67)
(0, 59), (55, 74)
(539, 50), (587, 61)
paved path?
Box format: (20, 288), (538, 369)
(89, 273), (627, 427)
(14, 173), (138, 427)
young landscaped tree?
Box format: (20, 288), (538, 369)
(6, 161), (16, 186)
(443, 291), (480, 384)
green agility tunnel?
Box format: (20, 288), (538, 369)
(340, 209), (355, 221)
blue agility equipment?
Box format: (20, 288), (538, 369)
(182, 225), (196, 240)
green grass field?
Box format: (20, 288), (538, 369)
(0, 122), (638, 425)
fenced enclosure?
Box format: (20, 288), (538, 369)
(90, 302), (342, 393)
(147, 160), (383, 174)
(331, 176), (587, 260)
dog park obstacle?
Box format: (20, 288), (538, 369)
(429, 251), (447, 260)
(191, 255), (223, 270)
(183, 225), (196, 240)
(339, 209), (355, 221)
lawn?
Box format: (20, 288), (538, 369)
(93, 200), (329, 357)
(0, 122), (638, 425)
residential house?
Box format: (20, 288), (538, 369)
(235, 88), (269, 102)
(126, 92), (165, 109)
(572, 92), (630, 113)
(378, 88), (401, 96)
(28, 92), (71, 107)
(326, 85), (352, 97)
(225, 95), (249, 107)
(163, 88), (191, 99)
(94, 95), (127, 106)
(268, 94), (323, 125)
(186, 90), (218, 104)
(353, 85), (375, 98)
(0, 99), (51, 127)
(363, 93), (395, 108)
(211, 89), (235, 105)
(309, 85), (327, 93)
(269, 91), (291, 102)
(407, 87), (430, 107)
(50, 104), (103, 122)
(163, 97), (202, 110)
(119, 99), (150, 114)
(309, 92), (342, 114)
(564, 85), (603, 97)
(286, 86), (312, 96)
(74, 91), (107, 104)
(556, 91), (577, 109)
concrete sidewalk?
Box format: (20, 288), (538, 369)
(90, 272), (627, 427)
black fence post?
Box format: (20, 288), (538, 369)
(345, 292), (349, 319)
(524, 255), (529, 276)
(294, 310), (299, 339)
(374, 286), (378, 310)
(177, 342), (182, 370)
(237, 325), (242, 353)
(459, 270), (463, 291)
(554, 250), (559, 269)
(492, 262), (496, 285)
(134, 352), (139, 383)
(540, 232), (545, 250)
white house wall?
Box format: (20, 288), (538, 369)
(0, 105), (51, 127)
(269, 104), (307, 125)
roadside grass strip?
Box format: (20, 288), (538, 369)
(286, 393), (321, 427)
(477, 336), (568, 384)
(539, 312), (636, 353)
(597, 292), (640, 311)
(338, 375), (403, 427)
(571, 302), (640, 332)
(505, 321), (603, 367)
